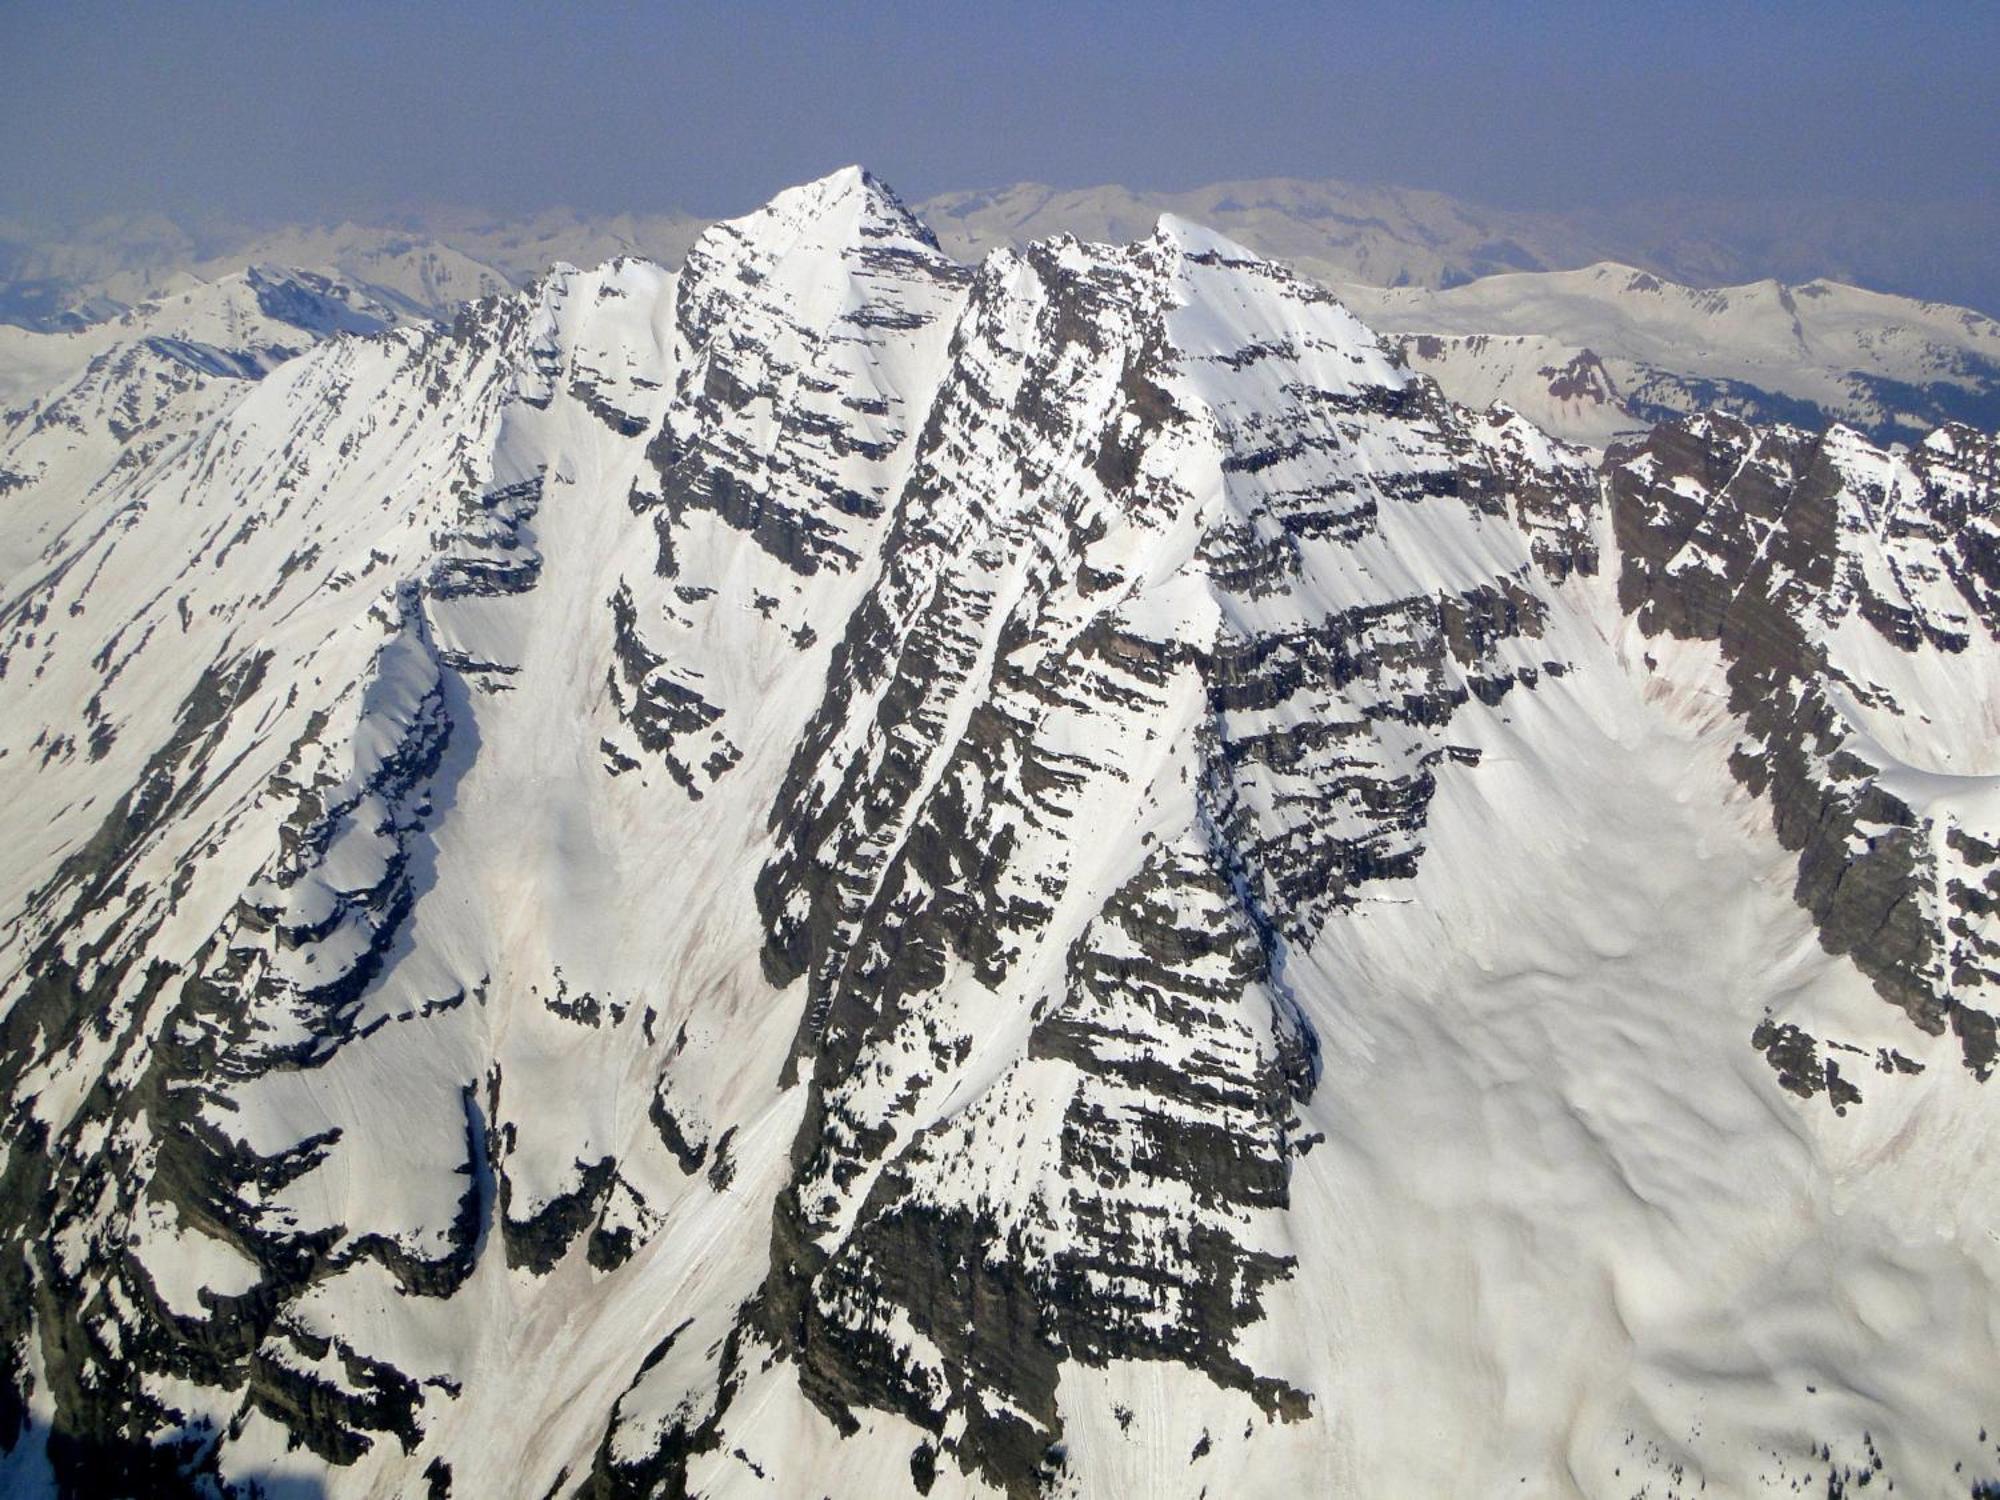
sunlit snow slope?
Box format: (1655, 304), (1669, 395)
(1343, 264), (2000, 451)
(1, 169), (1998, 1500)
(0, 266), (410, 581)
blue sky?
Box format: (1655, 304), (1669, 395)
(2, 0), (1995, 224)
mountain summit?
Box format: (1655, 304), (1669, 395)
(1, 170), (1997, 1499)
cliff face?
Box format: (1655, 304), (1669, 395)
(1610, 415), (2000, 1089)
(0, 170), (1997, 1500)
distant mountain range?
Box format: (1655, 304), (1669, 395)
(919, 178), (2000, 319)
(0, 207), (706, 331)
(1343, 263), (2000, 449)
(0, 265), (411, 577)
(5, 177), (1996, 458)
(5, 175), (1995, 326)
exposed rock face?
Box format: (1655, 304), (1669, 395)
(1610, 414), (2000, 1084)
(640, 170), (969, 581)
(741, 225), (1591, 1489)
(0, 171), (1998, 1500)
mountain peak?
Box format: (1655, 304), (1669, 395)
(670, 167), (962, 360)
(735, 164), (941, 257)
(1150, 211), (1257, 261)
(3, 162), (2000, 1500)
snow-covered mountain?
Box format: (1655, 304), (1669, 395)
(0, 210), (709, 333)
(1343, 263), (2000, 450)
(916, 176), (1602, 291)
(14, 184), (1998, 472)
(916, 178), (2000, 321)
(1, 168), (1997, 1500)
(20, 178), (1994, 331)
(0, 267), (413, 581)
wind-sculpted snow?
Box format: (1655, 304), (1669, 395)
(1, 171), (1999, 1500)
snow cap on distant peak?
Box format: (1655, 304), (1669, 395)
(1151, 213), (1259, 263)
(744, 165), (939, 254)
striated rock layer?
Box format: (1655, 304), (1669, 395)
(0, 169), (1997, 1500)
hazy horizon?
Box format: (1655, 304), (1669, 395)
(6, 3), (1995, 217)
(2, 1), (1996, 309)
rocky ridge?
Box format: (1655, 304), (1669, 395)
(0, 169), (1995, 1499)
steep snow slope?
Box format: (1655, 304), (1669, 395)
(1611, 415), (2000, 1077)
(1345, 263), (2000, 448)
(0, 267), (408, 580)
(0, 170), (1997, 1500)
